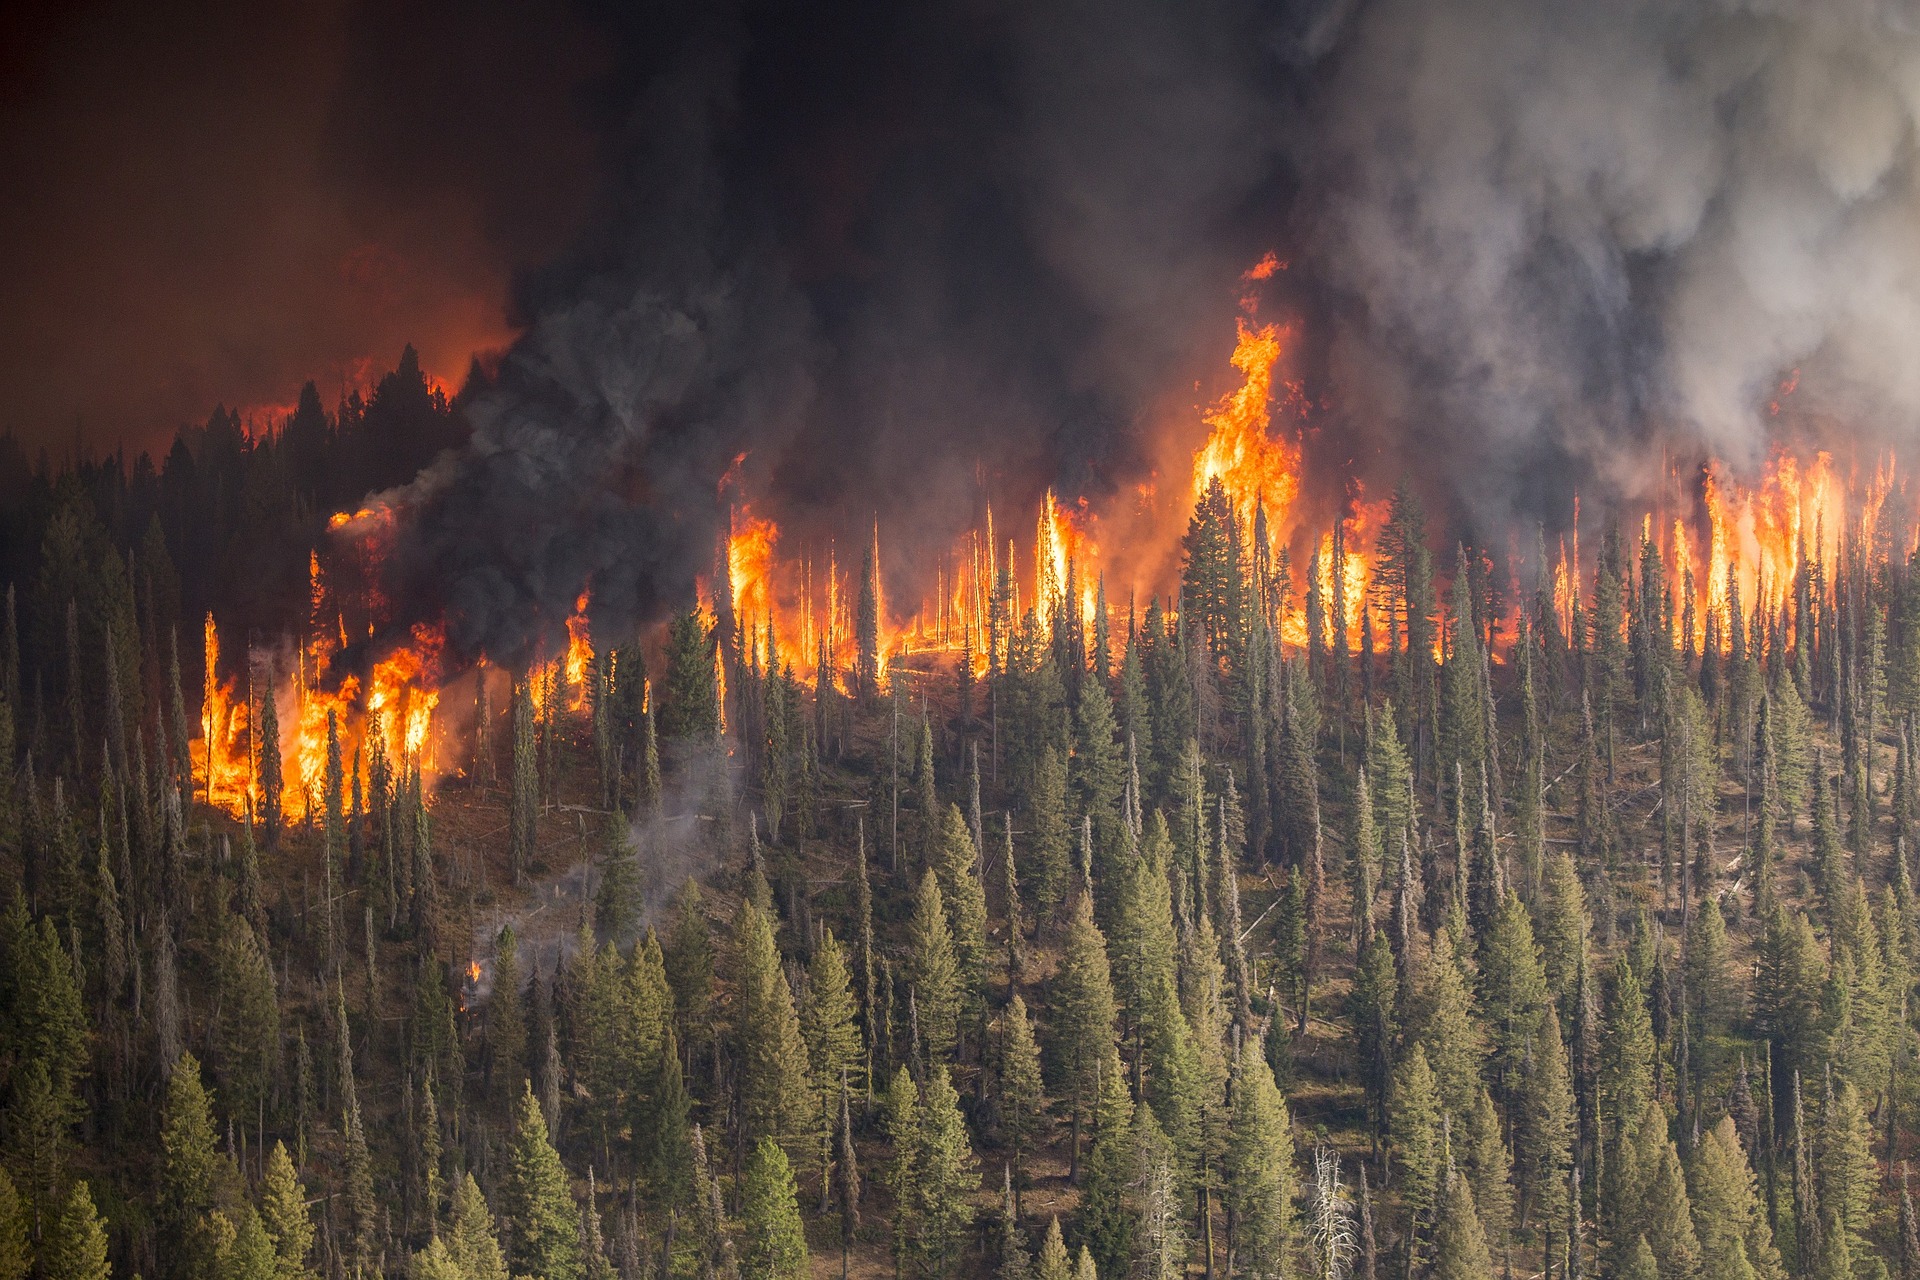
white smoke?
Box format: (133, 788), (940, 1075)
(1300, 0), (1920, 524)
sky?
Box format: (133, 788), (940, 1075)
(0, 0), (606, 456)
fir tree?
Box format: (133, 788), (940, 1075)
(1000, 993), (1046, 1204)
(1051, 891), (1118, 1180)
(740, 1138), (809, 1280)
(1391, 1044), (1444, 1224)
(734, 899), (816, 1158)
(1036, 1219), (1071, 1280)
(1226, 1046), (1297, 1280)
(913, 1066), (979, 1279)
(1433, 1163), (1494, 1280)
(38, 1180), (109, 1280)
(159, 1052), (224, 1280)
(260, 1141), (317, 1280)
(931, 805), (990, 1046)
(1078, 1056), (1137, 1280)
(489, 925), (527, 1104)
(504, 1082), (582, 1280)
(1029, 747), (1072, 918)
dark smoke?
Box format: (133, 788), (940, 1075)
(383, 0), (1920, 661)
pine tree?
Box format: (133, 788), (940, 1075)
(734, 900), (816, 1158)
(665, 878), (714, 1053)
(913, 1066), (979, 1280)
(930, 805), (990, 1046)
(1479, 892), (1549, 1096)
(1688, 1117), (1784, 1280)
(1029, 747), (1071, 917)
(1226, 1046), (1297, 1280)
(260, 1141), (317, 1280)
(1433, 1163), (1494, 1280)
(1000, 993), (1046, 1203)
(159, 1052), (226, 1280)
(1051, 891), (1118, 1180)
(741, 1138), (809, 1280)
(504, 1082), (582, 1280)
(1036, 1218), (1071, 1280)
(0, 1169), (26, 1280)
(448, 1173), (510, 1280)
(38, 1180), (109, 1280)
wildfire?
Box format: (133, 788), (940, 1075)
(564, 590), (593, 710)
(1193, 317), (1298, 534)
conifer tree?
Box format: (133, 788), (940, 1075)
(1029, 747), (1071, 917)
(1816, 1077), (1876, 1265)
(734, 900), (816, 1158)
(1226, 1046), (1297, 1280)
(1000, 993), (1046, 1203)
(159, 1052), (223, 1280)
(0, 1169), (26, 1280)
(1051, 891), (1118, 1179)
(931, 805), (990, 1045)
(913, 1066), (979, 1280)
(741, 1138), (809, 1280)
(1433, 1163), (1494, 1280)
(1513, 1004), (1575, 1241)
(1464, 1085), (1514, 1258)
(906, 869), (962, 1066)
(1036, 1218), (1071, 1280)
(260, 1141), (317, 1280)
(1078, 1056), (1137, 1280)
(1391, 1044), (1444, 1225)
(883, 1066), (920, 1275)
(504, 1082), (582, 1280)
(489, 925), (527, 1104)
(1688, 1117), (1784, 1280)
(257, 666), (282, 845)
(666, 878), (714, 1052)
(1479, 892), (1549, 1096)
(38, 1179), (109, 1280)
(804, 928), (861, 1195)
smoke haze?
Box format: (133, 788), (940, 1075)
(13, 0), (1920, 655)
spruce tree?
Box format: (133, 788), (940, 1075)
(1433, 1163), (1494, 1280)
(1390, 1044), (1444, 1225)
(734, 899), (816, 1158)
(1226, 1046), (1297, 1280)
(38, 1180), (109, 1280)
(1000, 993), (1046, 1203)
(259, 1141), (316, 1280)
(489, 925), (527, 1105)
(906, 869), (962, 1066)
(0, 1169), (25, 1280)
(913, 1066), (979, 1280)
(1078, 1055), (1137, 1280)
(740, 1138), (809, 1280)
(1029, 747), (1071, 917)
(503, 1082), (582, 1280)
(1051, 891), (1117, 1180)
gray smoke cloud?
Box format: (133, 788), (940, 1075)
(1296, 0), (1920, 530)
(373, 0), (1920, 660)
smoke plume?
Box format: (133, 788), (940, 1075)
(385, 0), (1920, 661)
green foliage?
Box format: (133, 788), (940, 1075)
(1225, 1047), (1296, 1280)
(740, 1139), (809, 1280)
(38, 1179), (109, 1280)
(259, 1142), (316, 1280)
(733, 899), (815, 1158)
(502, 1083), (581, 1280)
(906, 869), (962, 1066)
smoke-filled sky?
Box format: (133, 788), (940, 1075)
(11, 0), (1920, 652)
